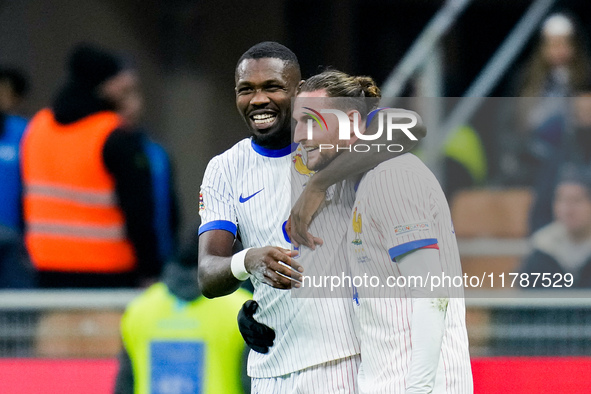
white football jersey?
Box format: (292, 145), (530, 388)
(348, 153), (473, 393)
(200, 139), (359, 378)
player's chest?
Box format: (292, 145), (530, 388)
(232, 163), (291, 222)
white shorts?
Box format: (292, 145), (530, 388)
(251, 354), (361, 394)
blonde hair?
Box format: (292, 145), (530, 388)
(300, 70), (381, 98)
(299, 70), (381, 117)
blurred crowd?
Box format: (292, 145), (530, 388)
(436, 13), (591, 288)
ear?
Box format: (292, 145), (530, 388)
(296, 80), (305, 94)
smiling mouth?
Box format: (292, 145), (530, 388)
(251, 113), (277, 127)
(303, 145), (318, 153)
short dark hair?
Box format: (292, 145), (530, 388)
(558, 164), (591, 196)
(236, 41), (300, 71)
(0, 67), (29, 97)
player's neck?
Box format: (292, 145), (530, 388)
(251, 132), (292, 151)
(251, 139), (297, 158)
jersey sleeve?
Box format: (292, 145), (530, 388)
(198, 156), (238, 236)
(369, 168), (438, 261)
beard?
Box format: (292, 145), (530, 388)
(248, 118), (292, 149)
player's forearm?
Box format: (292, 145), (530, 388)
(197, 254), (243, 298)
(396, 248), (447, 393)
(310, 110), (425, 190)
(406, 298), (446, 393)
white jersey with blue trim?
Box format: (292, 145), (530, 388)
(199, 138), (359, 378)
(348, 153), (473, 393)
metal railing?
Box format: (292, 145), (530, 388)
(0, 290), (140, 358)
(1, 289), (591, 358)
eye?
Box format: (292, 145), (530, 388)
(266, 85), (285, 92)
(236, 86), (253, 95)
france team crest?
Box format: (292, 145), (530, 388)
(351, 205), (370, 263)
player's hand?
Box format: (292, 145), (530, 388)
(244, 247), (303, 289)
(288, 184), (325, 249)
(237, 300), (276, 354)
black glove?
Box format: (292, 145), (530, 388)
(237, 300), (276, 354)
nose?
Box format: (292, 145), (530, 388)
(250, 89), (270, 107)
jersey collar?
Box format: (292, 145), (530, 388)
(251, 140), (298, 158)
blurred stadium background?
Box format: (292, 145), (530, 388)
(2, 0), (591, 392)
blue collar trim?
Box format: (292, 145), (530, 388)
(251, 140), (298, 158)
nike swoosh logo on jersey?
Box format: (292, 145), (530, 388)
(239, 188), (264, 203)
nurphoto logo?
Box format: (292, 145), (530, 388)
(303, 105), (418, 153)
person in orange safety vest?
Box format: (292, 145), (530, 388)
(21, 43), (171, 288)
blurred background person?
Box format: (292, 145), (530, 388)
(0, 66), (29, 236)
(439, 124), (488, 201)
(0, 65), (34, 363)
(0, 65), (34, 288)
(20, 43), (163, 288)
(117, 68), (180, 265)
(0, 66), (29, 115)
(500, 13), (591, 186)
(529, 87), (591, 233)
(519, 13), (590, 98)
(115, 236), (251, 394)
(521, 165), (591, 288)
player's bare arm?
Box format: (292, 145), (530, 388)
(290, 108), (426, 248)
(198, 230), (242, 298)
(198, 230), (303, 298)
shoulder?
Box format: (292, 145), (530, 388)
(205, 138), (250, 166)
(125, 283), (168, 314)
(121, 284), (169, 337)
(521, 249), (562, 278)
(2, 115), (28, 143)
(5, 115), (27, 130)
(362, 154), (435, 192)
(375, 153), (431, 177)
(210, 138), (251, 163)
(530, 222), (566, 254)
(203, 138), (253, 182)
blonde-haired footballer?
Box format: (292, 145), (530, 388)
(292, 72), (473, 393)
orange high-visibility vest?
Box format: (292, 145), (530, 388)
(21, 109), (136, 273)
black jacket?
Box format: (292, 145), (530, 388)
(521, 222), (591, 288)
